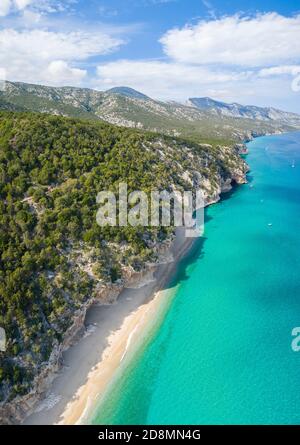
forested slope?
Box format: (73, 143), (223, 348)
(0, 111), (247, 405)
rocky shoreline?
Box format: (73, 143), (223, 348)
(0, 149), (249, 425)
(0, 252), (168, 424)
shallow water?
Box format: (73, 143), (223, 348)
(91, 132), (300, 425)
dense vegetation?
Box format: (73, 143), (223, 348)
(0, 112), (169, 400)
(0, 111), (246, 402)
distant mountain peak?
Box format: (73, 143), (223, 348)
(188, 97), (235, 109)
(188, 96), (300, 123)
(106, 86), (150, 101)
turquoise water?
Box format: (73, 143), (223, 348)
(92, 132), (300, 425)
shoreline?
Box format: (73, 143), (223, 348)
(11, 130), (295, 425)
(22, 144), (251, 426)
(24, 228), (195, 425)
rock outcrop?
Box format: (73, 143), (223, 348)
(0, 239), (175, 425)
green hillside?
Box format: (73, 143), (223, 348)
(0, 111), (247, 403)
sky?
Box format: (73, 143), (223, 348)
(0, 0), (300, 111)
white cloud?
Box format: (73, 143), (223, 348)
(94, 58), (300, 113)
(45, 60), (86, 85)
(96, 59), (251, 100)
(22, 9), (41, 23)
(201, 0), (216, 19)
(0, 29), (122, 61)
(15, 0), (33, 9)
(0, 28), (124, 85)
(0, 68), (7, 91)
(0, 0), (33, 16)
(32, 0), (76, 14)
(259, 65), (300, 77)
(0, 0), (74, 16)
(160, 13), (300, 67)
(0, 0), (12, 16)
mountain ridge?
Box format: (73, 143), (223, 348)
(106, 86), (150, 101)
(1, 80), (300, 144)
(188, 96), (300, 126)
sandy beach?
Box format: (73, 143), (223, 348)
(24, 228), (194, 425)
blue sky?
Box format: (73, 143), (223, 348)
(1, 0), (300, 111)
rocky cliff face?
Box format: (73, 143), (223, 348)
(0, 237), (173, 424)
(0, 152), (248, 425)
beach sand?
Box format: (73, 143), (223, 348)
(24, 228), (194, 425)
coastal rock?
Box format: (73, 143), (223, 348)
(0, 238), (176, 425)
(0, 149), (249, 425)
(234, 143), (248, 155)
